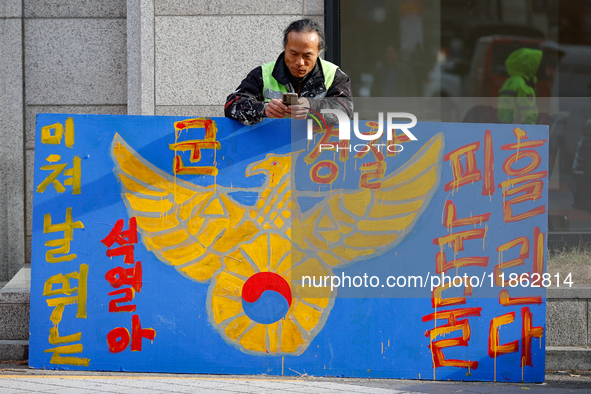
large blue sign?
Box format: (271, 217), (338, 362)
(30, 114), (548, 381)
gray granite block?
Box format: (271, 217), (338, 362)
(0, 0), (22, 17)
(546, 346), (591, 371)
(155, 105), (224, 117)
(7, 183), (24, 281)
(24, 0), (126, 18)
(0, 18), (25, 283)
(0, 304), (29, 340)
(0, 177), (6, 282)
(127, 0), (155, 115)
(0, 18), (23, 192)
(304, 0), (323, 15)
(546, 299), (587, 347)
(0, 291), (30, 304)
(25, 19), (127, 105)
(25, 149), (33, 238)
(25, 235), (31, 264)
(155, 15), (297, 106)
(0, 340), (28, 361)
(155, 0), (303, 15)
(26, 105), (127, 150)
(547, 285), (591, 299)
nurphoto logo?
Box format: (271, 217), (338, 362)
(307, 109), (418, 154)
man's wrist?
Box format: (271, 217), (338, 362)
(260, 102), (268, 117)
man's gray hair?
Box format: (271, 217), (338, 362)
(283, 19), (327, 51)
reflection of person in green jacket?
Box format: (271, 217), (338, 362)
(497, 48), (543, 124)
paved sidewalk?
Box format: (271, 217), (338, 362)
(0, 364), (590, 394)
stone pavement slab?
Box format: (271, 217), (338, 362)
(0, 376), (417, 394)
(0, 366), (589, 394)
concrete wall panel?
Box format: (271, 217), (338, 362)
(25, 19), (127, 105)
(24, 149), (33, 240)
(0, 0), (21, 17)
(304, 0), (323, 15)
(155, 0), (303, 16)
(0, 304), (29, 340)
(155, 15), (297, 106)
(547, 299), (587, 347)
(25, 236), (30, 265)
(24, 0), (126, 18)
(155, 105), (223, 117)
(127, 0), (155, 115)
(0, 18), (24, 281)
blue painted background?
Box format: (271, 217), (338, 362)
(30, 114), (547, 381)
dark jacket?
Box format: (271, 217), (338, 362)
(225, 53), (353, 126)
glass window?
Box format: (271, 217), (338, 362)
(338, 0), (591, 235)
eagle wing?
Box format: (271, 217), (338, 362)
(292, 132), (445, 268)
(110, 133), (261, 283)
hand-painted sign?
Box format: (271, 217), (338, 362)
(30, 114), (548, 382)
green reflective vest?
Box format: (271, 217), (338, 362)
(261, 58), (338, 102)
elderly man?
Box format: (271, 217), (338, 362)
(225, 18), (352, 126)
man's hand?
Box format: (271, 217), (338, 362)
(265, 99), (288, 118)
(286, 98), (310, 119)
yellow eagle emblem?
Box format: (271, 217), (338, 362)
(110, 119), (444, 356)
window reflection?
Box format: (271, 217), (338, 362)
(340, 0), (591, 233)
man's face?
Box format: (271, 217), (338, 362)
(284, 31), (320, 78)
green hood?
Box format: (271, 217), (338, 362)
(505, 48), (543, 83)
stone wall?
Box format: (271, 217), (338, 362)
(128, 0), (324, 117)
(547, 287), (591, 347)
(0, 0), (25, 282)
(1, 0), (323, 282)
(546, 287), (591, 371)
